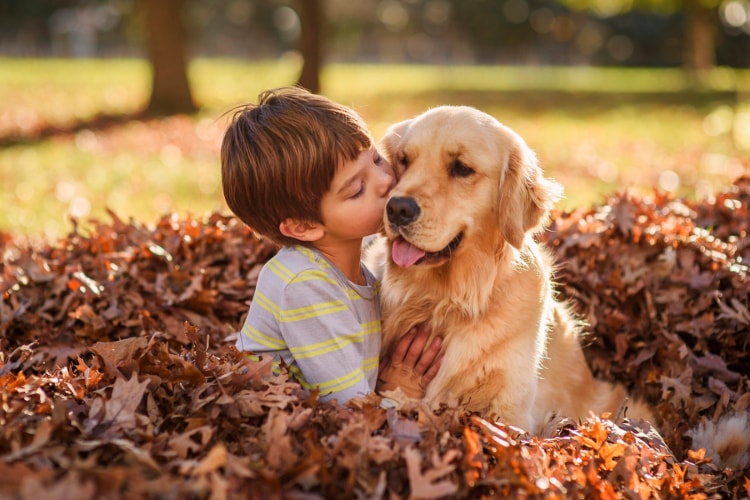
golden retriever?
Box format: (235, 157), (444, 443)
(373, 105), (654, 433)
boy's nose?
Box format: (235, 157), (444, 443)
(379, 169), (396, 196)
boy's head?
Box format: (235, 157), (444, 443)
(221, 86), (374, 246)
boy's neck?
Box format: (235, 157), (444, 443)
(311, 239), (366, 285)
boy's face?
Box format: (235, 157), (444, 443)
(318, 147), (395, 242)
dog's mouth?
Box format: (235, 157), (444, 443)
(391, 233), (463, 268)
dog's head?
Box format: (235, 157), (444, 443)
(380, 106), (562, 268)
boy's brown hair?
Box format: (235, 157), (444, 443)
(221, 86), (373, 246)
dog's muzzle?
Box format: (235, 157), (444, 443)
(386, 196), (464, 268)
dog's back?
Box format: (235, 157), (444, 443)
(534, 303), (655, 429)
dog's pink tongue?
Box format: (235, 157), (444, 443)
(392, 238), (426, 268)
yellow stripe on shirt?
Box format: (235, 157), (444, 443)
(252, 291), (283, 321)
(296, 246), (331, 270)
(288, 364), (312, 389)
(240, 323), (287, 350)
(316, 366), (365, 393)
(282, 300), (349, 321)
(265, 258), (295, 283)
(254, 291), (348, 322)
(290, 320), (381, 359)
(267, 253), (372, 300)
(267, 259), (338, 287)
(362, 355), (379, 373)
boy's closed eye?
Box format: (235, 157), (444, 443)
(350, 180), (365, 199)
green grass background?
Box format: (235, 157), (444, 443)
(1, 58), (748, 241)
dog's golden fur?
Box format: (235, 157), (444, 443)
(373, 105), (654, 432)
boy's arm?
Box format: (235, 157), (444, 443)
(376, 326), (443, 399)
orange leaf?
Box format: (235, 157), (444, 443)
(599, 441), (627, 471)
(672, 463), (686, 483)
(686, 447), (710, 464)
(463, 426), (483, 486)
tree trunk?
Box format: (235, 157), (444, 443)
(683, 0), (716, 74)
(140, 0), (196, 115)
(297, 0), (322, 94)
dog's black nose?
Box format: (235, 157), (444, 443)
(387, 197), (421, 226)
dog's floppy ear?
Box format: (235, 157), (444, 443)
(379, 119), (412, 166)
(498, 141), (562, 249)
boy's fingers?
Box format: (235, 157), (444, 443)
(390, 326), (418, 362)
(423, 355), (443, 383)
(415, 336), (442, 375)
(378, 354), (391, 376)
(402, 327), (430, 364)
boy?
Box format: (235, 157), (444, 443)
(221, 87), (441, 403)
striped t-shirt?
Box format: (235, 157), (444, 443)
(235, 245), (382, 403)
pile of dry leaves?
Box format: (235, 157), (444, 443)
(1, 178), (749, 499)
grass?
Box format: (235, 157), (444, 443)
(0, 57), (748, 241)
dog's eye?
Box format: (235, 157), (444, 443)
(397, 153), (409, 170)
(450, 159), (474, 178)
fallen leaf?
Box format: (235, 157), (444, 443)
(403, 446), (458, 499)
(103, 373), (150, 429)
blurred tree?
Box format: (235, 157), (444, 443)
(558, 0), (720, 71)
(682, 0), (716, 71)
(297, 0), (323, 93)
(139, 0), (196, 115)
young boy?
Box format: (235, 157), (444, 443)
(221, 86), (441, 403)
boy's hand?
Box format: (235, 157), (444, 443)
(377, 325), (443, 399)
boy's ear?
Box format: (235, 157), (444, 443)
(279, 218), (324, 242)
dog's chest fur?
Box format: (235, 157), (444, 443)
(380, 243), (552, 370)
(379, 243), (554, 426)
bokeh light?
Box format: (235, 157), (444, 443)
(721, 0), (750, 31)
(378, 0), (409, 32)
